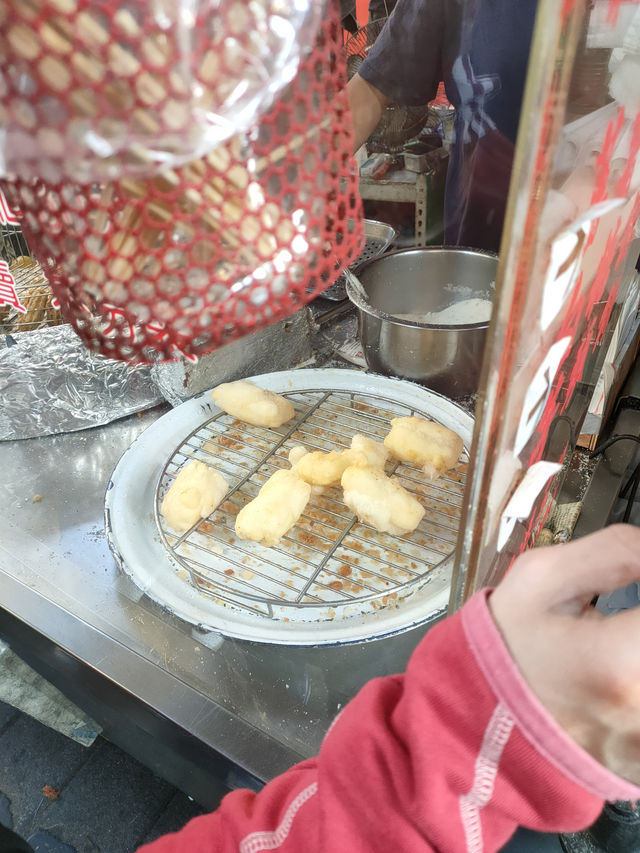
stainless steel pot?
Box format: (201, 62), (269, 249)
(345, 246), (498, 398)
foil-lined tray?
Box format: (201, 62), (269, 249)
(0, 325), (164, 441)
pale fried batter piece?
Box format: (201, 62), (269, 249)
(161, 460), (229, 533)
(341, 465), (425, 536)
(211, 380), (295, 428)
(384, 416), (463, 480)
(288, 445), (325, 496)
(288, 446), (309, 468)
(350, 434), (390, 468)
(235, 469), (311, 546)
(295, 448), (366, 487)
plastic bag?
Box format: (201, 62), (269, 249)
(1, 5), (365, 362)
(0, 0), (321, 183)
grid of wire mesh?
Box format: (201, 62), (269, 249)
(0, 226), (29, 265)
(155, 388), (468, 620)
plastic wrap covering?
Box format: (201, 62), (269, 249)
(1, 6), (364, 364)
(0, 325), (164, 440)
(0, 0), (321, 182)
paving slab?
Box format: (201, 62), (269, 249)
(27, 829), (77, 853)
(36, 740), (176, 853)
(140, 791), (205, 848)
(0, 713), (90, 839)
(0, 701), (19, 735)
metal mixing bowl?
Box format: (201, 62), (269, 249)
(345, 246), (498, 398)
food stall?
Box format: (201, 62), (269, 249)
(1, 3), (640, 846)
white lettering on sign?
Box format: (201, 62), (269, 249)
(0, 260), (26, 312)
(541, 197), (626, 331)
(514, 337), (571, 457)
(497, 461), (562, 551)
(0, 189), (19, 226)
(541, 230), (584, 331)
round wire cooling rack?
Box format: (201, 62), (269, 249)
(154, 385), (470, 622)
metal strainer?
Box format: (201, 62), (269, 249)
(321, 219), (397, 301)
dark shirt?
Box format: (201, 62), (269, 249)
(359, 0), (539, 251)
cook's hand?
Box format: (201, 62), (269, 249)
(490, 524), (640, 784)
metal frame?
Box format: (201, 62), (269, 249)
(450, 0), (597, 607)
(359, 173), (430, 244)
(0, 238), (62, 334)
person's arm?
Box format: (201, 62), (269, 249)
(138, 526), (640, 853)
(347, 73), (391, 152)
(346, 0), (445, 151)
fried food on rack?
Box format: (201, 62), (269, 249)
(2, 256), (63, 332)
(211, 380), (295, 428)
(295, 448), (366, 487)
(384, 416), (463, 480)
(288, 445), (309, 468)
(287, 445), (326, 496)
(235, 469), (311, 546)
(341, 465), (425, 536)
(160, 460), (229, 533)
(350, 434), (390, 469)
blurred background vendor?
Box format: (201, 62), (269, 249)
(347, 0), (539, 252)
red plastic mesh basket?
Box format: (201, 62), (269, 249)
(1, 2), (364, 362)
(0, 0), (321, 180)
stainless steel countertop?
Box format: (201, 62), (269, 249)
(0, 406), (436, 782)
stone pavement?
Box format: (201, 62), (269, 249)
(0, 701), (204, 853)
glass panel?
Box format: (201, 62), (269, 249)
(452, 0), (640, 604)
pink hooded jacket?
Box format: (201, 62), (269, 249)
(139, 591), (640, 853)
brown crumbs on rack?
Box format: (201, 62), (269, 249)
(218, 436), (243, 450)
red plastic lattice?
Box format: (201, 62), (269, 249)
(1, 2), (364, 361)
(0, 0), (320, 181)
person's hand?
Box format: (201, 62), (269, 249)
(489, 524), (640, 784)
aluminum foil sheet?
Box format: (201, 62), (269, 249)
(0, 326), (164, 441)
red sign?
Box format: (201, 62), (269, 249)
(0, 190), (19, 227)
(0, 260), (26, 313)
